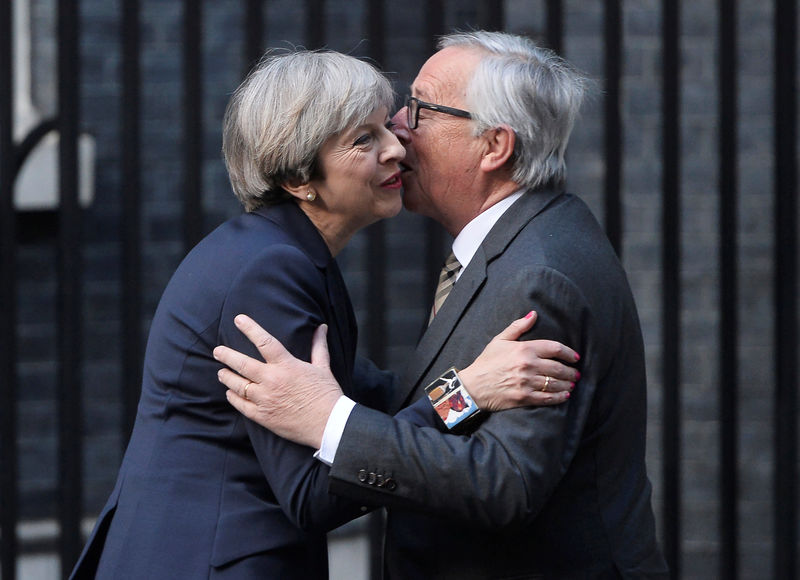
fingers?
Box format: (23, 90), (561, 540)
(232, 314), (292, 363)
(493, 310), (538, 341)
(525, 339), (580, 365)
(310, 324), (330, 367)
(212, 344), (264, 383)
(216, 367), (254, 398)
(524, 389), (572, 406)
(225, 388), (257, 419)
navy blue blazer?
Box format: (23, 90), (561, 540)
(71, 202), (403, 579)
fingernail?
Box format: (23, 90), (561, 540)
(235, 314), (246, 326)
(212, 347), (220, 360)
(574, 353), (581, 362)
(565, 392), (571, 399)
(570, 382), (575, 390)
(525, 311), (534, 319)
(575, 371), (581, 380)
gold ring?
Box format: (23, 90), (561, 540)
(244, 382), (252, 400)
(542, 376), (551, 392)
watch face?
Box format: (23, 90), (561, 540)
(425, 368), (481, 430)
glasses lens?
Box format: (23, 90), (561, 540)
(406, 97), (417, 129)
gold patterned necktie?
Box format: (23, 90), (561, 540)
(429, 251), (461, 324)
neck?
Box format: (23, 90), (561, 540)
(444, 180), (521, 237)
(297, 202), (358, 257)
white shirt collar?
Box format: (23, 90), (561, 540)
(451, 191), (524, 279)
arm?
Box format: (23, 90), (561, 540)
(220, 244), (364, 532)
(216, 309), (579, 447)
(328, 267), (593, 529)
(218, 267), (591, 529)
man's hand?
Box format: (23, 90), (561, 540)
(458, 311), (580, 411)
(213, 314), (341, 449)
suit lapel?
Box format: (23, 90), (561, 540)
(253, 202), (357, 390)
(389, 189), (564, 413)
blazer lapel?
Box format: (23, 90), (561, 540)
(389, 189), (564, 413)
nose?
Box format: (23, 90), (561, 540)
(380, 130), (406, 164)
(390, 108), (411, 144)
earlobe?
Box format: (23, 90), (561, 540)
(282, 179), (312, 202)
(480, 125), (516, 173)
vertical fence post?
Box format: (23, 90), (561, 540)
(121, 0), (143, 440)
(773, 0), (798, 578)
(0, 1), (18, 578)
(546, 0), (563, 55)
(365, 0), (387, 371)
(424, 0), (446, 292)
(365, 3), (387, 576)
(183, 0), (203, 253)
(603, 0), (622, 255)
(306, 0), (325, 49)
(718, 0), (739, 578)
(477, 0), (504, 31)
(57, 0), (84, 572)
(661, 1), (681, 577)
(244, 0), (264, 73)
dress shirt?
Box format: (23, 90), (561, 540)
(315, 191), (524, 464)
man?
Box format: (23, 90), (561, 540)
(216, 31), (668, 579)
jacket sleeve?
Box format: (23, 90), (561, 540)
(328, 266), (597, 531)
(352, 355), (444, 428)
(219, 243), (367, 533)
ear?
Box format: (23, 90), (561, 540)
(479, 124), (516, 173)
(282, 178), (312, 202)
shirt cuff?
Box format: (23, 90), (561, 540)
(313, 395), (357, 466)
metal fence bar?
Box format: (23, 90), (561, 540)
(365, 0), (388, 372)
(661, 1), (681, 578)
(0, 1), (18, 578)
(365, 4), (388, 576)
(424, 0), (447, 293)
(57, 0), (84, 572)
(603, 0), (622, 255)
(546, 0), (563, 55)
(773, 0), (798, 578)
(718, 0), (739, 577)
(306, 0), (325, 49)
(477, 0), (504, 30)
(244, 0), (265, 74)
(183, 0), (203, 253)
(121, 0), (143, 440)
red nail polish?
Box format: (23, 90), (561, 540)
(575, 371), (581, 380)
(565, 392), (571, 399)
(525, 311), (534, 319)
(570, 382), (575, 390)
(574, 353), (581, 362)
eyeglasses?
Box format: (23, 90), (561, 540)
(405, 95), (472, 130)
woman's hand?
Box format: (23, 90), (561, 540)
(458, 311), (580, 411)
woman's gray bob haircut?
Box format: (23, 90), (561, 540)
(223, 50), (395, 211)
(439, 31), (589, 190)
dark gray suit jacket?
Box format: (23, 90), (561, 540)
(329, 191), (669, 579)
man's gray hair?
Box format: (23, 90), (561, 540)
(223, 50), (395, 211)
(439, 31), (588, 190)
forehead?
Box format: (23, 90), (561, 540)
(411, 46), (483, 103)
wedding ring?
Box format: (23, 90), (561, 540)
(542, 376), (551, 392)
(244, 382), (252, 400)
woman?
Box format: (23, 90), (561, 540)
(70, 50), (577, 579)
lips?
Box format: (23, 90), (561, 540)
(380, 171), (403, 188)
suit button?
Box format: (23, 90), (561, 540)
(367, 472), (377, 485)
(375, 474), (385, 487)
(384, 478), (396, 491)
(358, 469), (368, 483)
